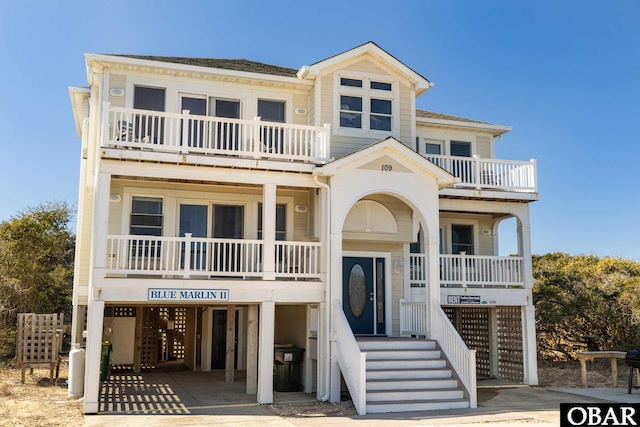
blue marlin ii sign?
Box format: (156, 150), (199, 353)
(148, 288), (229, 302)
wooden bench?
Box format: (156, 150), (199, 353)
(576, 351), (626, 388)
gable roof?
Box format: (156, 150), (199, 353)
(298, 42), (433, 94)
(109, 55), (298, 78)
(317, 137), (457, 188)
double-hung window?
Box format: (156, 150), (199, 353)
(130, 197), (163, 258)
(336, 73), (397, 135)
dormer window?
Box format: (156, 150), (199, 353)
(334, 72), (398, 137)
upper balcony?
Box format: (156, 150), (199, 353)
(100, 103), (330, 166)
(426, 154), (537, 196)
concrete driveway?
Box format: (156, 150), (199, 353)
(84, 370), (636, 426)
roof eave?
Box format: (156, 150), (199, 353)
(69, 86), (91, 140)
(85, 53), (312, 87)
(416, 117), (512, 135)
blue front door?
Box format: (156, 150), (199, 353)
(342, 257), (375, 335)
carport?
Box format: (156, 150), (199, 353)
(98, 370), (316, 415)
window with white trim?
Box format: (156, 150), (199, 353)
(335, 73), (397, 135)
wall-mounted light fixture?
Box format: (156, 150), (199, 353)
(393, 258), (405, 274)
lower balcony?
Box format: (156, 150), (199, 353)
(409, 253), (525, 288)
(106, 235), (321, 280)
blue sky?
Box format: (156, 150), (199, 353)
(0, 0), (638, 260)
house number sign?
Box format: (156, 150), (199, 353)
(381, 164), (393, 171)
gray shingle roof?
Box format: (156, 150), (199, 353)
(416, 109), (491, 125)
(110, 55), (299, 78)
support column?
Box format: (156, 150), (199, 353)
(92, 172), (111, 280)
(516, 206), (533, 289)
(257, 301), (275, 404)
(522, 304), (539, 385)
(201, 308), (213, 372)
(246, 304), (259, 394)
(225, 304), (236, 382)
(426, 235), (440, 340)
(133, 305), (143, 373)
(489, 307), (499, 379)
(262, 184), (277, 281)
(83, 299), (105, 414)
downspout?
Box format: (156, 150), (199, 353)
(313, 168), (331, 401)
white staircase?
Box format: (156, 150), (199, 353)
(357, 337), (470, 413)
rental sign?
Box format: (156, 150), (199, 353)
(148, 288), (229, 302)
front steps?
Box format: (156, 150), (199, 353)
(357, 337), (469, 413)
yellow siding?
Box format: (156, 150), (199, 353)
(320, 58), (414, 159)
(292, 93), (309, 125)
(108, 74), (127, 108)
(76, 188), (94, 288)
(476, 135), (491, 158)
(416, 125), (495, 159)
(440, 213), (494, 256)
(110, 179), (312, 241)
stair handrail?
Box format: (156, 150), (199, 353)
(334, 300), (367, 415)
(432, 303), (477, 408)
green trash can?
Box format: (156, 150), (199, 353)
(100, 341), (112, 381)
(274, 344), (304, 392)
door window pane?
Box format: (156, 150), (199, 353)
(181, 97), (206, 148)
(425, 143), (441, 155)
(452, 224), (474, 255)
(133, 86), (165, 144)
(258, 99), (285, 123)
(257, 203), (286, 240)
(134, 87), (165, 111)
(179, 205), (208, 237)
(211, 99), (241, 150)
(212, 99), (240, 119)
(213, 205), (244, 239)
(451, 141), (471, 157)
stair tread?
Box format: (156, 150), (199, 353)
(367, 367), (450, 371)
(364, 348), (438, 352)
(367, 398), (468, 405)
(368, 387), (463, 394)
(368, 377), (455, 383)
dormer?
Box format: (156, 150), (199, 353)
(298, 42), (432, 158)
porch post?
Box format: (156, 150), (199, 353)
(83, 299), (105, 414)
(246, 304), (259, 394)
(262, 183), (277, 281)
(92, 172), (111, 280)
(201, 308), (213, 372)
(521, 304), (539, 385)
(516, 206), (533, 289)
(426, 235), (440, 339)
(225, 304), (236, 382)
(257, 301), (275, 403)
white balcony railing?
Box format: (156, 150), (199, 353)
(106, 235), (321, 280)
(102, 103), (330, 164)
(399, 299), (428, 336)
(409, 253), (525, 288)
(426, 154), (537, 193)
